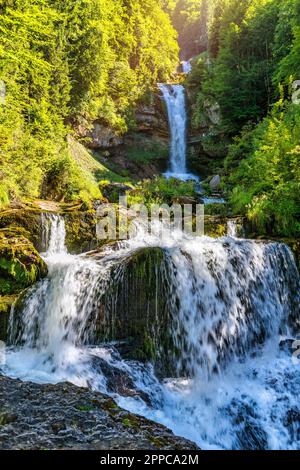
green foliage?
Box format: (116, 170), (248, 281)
(182, 0), (300, 237)
(0, 0), (179, 207)
(167, 0), (213, 57)
(198, 0), (281, 134)
(126, 136), (169, 164)
(226, 102), (300, 236)
(273, 0), (300, 86)
(127, 176), (197, 206)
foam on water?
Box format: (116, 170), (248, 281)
(2, 215), (300, 449)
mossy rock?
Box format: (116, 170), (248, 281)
(93, 247), (177, 377)
(100, 182), (133, 204)
(63, 210), (98, 254)
(0, 228), (47, 296)
(0, 208), (43, 250)
(204, 216), (227, 238)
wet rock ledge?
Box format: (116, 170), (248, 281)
(0, 376), (198, 450)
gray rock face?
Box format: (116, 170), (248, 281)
(76, 91), (168, 151)
(87, 123), (124, 150)
(210, 175), (221, 192)
(204, 100), (221, 125)
(0, 375), (198, 450)
(133, 89), (170, 138)
(135, 103), (168, 136)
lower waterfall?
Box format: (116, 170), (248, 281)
(2, 215), (300, 449)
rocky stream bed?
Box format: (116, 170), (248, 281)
(0, 375), (198, 450)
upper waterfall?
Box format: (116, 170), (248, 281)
(159, 84), (198, 182)
(182, 60), (192, 74)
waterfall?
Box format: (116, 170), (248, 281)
(2, 217), (300, 449)
(159, 84), (187, 175)
(159, 84), (197, 181)
(227, 219), (238, 238)
(41, 213), (67, 255)
(8, 214), (127, 386)
(167, 239), (300, 379)
(182, 60), (192, 74)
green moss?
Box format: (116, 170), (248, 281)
(126, 137), (169, 165)
(100, 398), (119, 414)
(94, 247), (177, 376)
(141, 334), (156, 361)
(149, 436), (168, 449)
(0, 208), (42, 248)
(64, 210), (98, 254)
(0, 228), (47, 296)
(69, 137), (128, 186)
(122, 414), (140, 431)
(75, 403), (96, 412)
(204, 216), (227, 238)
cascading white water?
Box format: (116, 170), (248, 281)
(182, 60), (192, 74)
(159, 84), (198, 182)
(159, 84), (187, 175)
(159, 68), (228, 205)
(227, 219), (238, 238)
(2, 216), (300, 449)
(7, 214), (131, 388)
(167, 238), (299, 378)
(41, 213), (67, 255)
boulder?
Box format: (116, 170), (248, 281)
(0, 207), (43, 250)
(93, 247), (177, 377)
(64, 210), (98, 254)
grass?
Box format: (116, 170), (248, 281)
(68, 136), (132, 185)
(125, 135), (169, 164)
